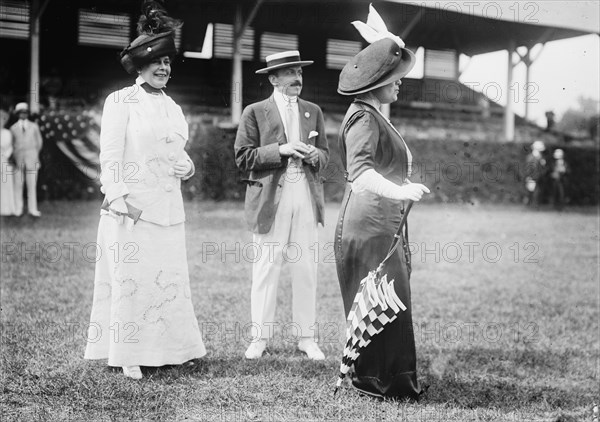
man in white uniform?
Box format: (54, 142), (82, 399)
(10, 102), (43, 217)
(234, 51), (329, 360)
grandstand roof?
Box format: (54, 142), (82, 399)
(390, 0), (599, 55)
(171, 0), (599, 56)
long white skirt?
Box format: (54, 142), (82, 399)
(84, 214), (206, 367)
(0, 158), (17, 216)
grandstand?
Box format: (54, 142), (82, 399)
(3, 0), (597, 134)
(1, 0), (598, 203)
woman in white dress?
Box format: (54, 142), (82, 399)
(84, 2), (206, 379)
(1, 109), (18, 216)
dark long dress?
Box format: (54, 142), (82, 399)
(334, 100), (421, 399)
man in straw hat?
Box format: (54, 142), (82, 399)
(9, 102), (43, 217)
(235, 50), (329, 360)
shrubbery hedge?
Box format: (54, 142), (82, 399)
(36, 116), (599, 206)
(180, 123), (598, 206)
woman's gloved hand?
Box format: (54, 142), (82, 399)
(174, 159), (192, 178)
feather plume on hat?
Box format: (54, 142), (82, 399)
(337, 4), (416, 96)
(119, 1), (181, 74)
(136, 0), (181, 36)
(351, 4), (406, 48)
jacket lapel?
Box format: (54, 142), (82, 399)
(263, 95), (286, 144)
(297, 99), (310, 144)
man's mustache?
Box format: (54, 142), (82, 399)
(288, 81), (302, 87)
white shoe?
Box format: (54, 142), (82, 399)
(122, 366), (143, 379)
(298, 339), (325, 361)
(28, 210), (41, 218)
(245, 340), (267, 359)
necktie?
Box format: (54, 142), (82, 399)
(21, 121), (26, 133)
(285, 103), (299, 144)
(285, 103), (302, 170)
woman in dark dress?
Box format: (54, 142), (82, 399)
(334, 28), (430, 398)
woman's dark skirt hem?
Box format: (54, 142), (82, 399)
(351, 372), (422, 401)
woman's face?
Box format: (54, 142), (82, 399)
(373, 80), (402, 104)
(139, 56), (171, 89)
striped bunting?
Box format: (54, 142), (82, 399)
(38, 110), (101, 183)
(335, 271), (407, 393)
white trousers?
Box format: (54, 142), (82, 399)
(251, 165), (318, 340)
(14, 161), (39, 215)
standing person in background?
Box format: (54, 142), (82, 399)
(545, 110), (555, 132)
(9, 102), (43, 217)
(550, 148), (567, 210)
(234, 50), (329, 360)
(334, 5), (430, 399)
(84, 1), (206, 380)
(1, 109), (18, 216)
(525, 140), (547, 208)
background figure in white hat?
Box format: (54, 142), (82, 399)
(525, 140), (547, 208)
(235, 50), (329, 360)
(9, 102), (43, 217)
(1, 109), (18, 216)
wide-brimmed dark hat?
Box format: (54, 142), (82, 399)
(338, 38), (415, 96)
(256, 50), (313, 74)
(120, 31), (176, 74)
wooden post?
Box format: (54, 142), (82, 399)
(28, 0), (50, 114)
(229, 0), (264, 125)
(231, 3), (243, 125)
(524, 48), (531, 121)
(29, 0), (41, 114)
(504, 40), (515, 142)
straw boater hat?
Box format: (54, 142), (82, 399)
(338, 5), (416, 96)
(15, 102), (28, 113)
(531, 140), (546, 152)
(255, 51), (313, 74)
(120, 1), (180, 74)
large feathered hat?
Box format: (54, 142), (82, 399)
(338, 4), (416, 96)
(120, 1), (181, 74)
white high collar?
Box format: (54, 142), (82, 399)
(273, 88), (298, 105)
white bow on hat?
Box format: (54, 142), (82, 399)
(352, 4), (406, 48)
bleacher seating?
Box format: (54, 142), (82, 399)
(23, 60), (562, 146)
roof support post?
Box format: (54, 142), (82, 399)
(231, 3), (243, 125)
(28, 0), (50, 114)
(230, 0), (264, 125)
(28, 0), (41, 113)
(504, 40), (516, 142)
(523, 48), (532, 121)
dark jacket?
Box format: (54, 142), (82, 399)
(234, 95), (329, 234)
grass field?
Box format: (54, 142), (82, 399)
(1, 200), (598, 422)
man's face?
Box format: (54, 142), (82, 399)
(18, 111), (27, 120)
(269, 66), (303, 98)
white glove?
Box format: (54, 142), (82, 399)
(174, 159), (192, 178)
(351, 169), (430, 201)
